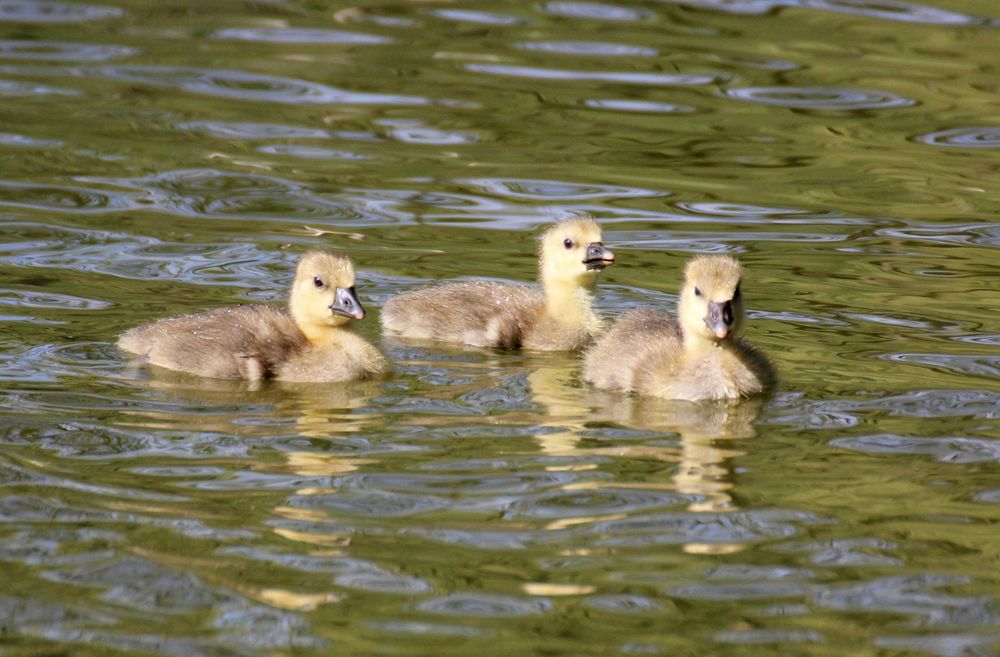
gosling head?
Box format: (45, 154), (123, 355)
(538, 217), (615, 289)
(289, 251), (365, 333)
(678, 255), (744, 344)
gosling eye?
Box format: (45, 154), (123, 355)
(313, 276), (325, 289)
(734, 284), (741, 299)
(563, 238), (574, 250)
(694, 287), (702, 297)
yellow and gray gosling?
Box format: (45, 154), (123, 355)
(583, 255), (774, 401)
(118, 251), (389, 382)
(380, 217), (615, 351)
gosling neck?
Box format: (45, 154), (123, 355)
(294, 316), (354, 346)
(542, 276), (598, 328)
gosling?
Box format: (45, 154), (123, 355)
(583, 255), (774, 401)
(118, 251), (389, 382)
(380, 217), (615, 351)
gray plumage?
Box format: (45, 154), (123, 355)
(381, 280), (593, 351)
(117, 251), (389, 382)
(583, 255), (775, 401)
(381, 218), (613, 351)
(118, 305), (305, 380)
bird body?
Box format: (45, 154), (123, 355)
(118, 251), (389, 382)
(584, 256), (773, 401)
(380, 218), (614, 351)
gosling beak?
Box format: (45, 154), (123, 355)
(330, 286), (365, 320)
(705, 300), (734, 340)
(584, 242), (615, 271)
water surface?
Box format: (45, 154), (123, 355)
(1, 0), (999, 655)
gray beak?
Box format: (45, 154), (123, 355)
(584, 242), (615, 271)
(705, 300), (734, 339)
(330, 286), (365, 320)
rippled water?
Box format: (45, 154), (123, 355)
(1, 0), (999, 655)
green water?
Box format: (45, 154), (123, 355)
(1, 0), (999, 655)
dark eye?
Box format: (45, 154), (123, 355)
(563, 238), (573, 249)
(694, 287), (702, 297)
(734, 284), (741, 299)
(313, 276), (324, 288)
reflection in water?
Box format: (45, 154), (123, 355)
(527, 360), (762, 553)
(0, 0), (122, 22)
(211, 27), (393, 45)
(3, 0), (1000, 653)
(724, 86), (916, 110)
(915, 127), (1000, 149)
(466, 63), (722, 86)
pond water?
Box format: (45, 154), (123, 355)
(1, 0), (999, 655)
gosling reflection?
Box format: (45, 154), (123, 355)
(585, 390), (762, 515)
(528, 359), (762, 521)
(118, 367), (384, 438)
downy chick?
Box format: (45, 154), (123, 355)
(380, 217), (615, 350)
(118, 251), (389, 382)
(583, 255), (774, 401)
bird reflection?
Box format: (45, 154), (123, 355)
(117, 364), (383, 437)
(528, 359), (763, 553)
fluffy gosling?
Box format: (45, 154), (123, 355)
(118, 251), (389, 382)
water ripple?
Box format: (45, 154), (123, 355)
(0, 223), (295, 286)
(772, 538), (903, 566)
(582, 594), (663, 613)
(1, 423), (252, 459)
(831, 434), (1000, 464)
(417, 593), (553, 617)
(287, 490), (451, 517)
(714, 629), (823, 644)
(84, 169), (366, 223)
(379, 119), (479, 145)
(219, 546), (431, 593)
(801, 0), (989, 25)
(45, 554), (234, 611)
(725, 86), (916, 110)
(0, 494), (256, 540)
(812, 575), (997, 626)
(541, 2), (653, 21)
(0, 527), (120, 566)
(657, 0), (989, 24)
(256, 144), (367, 160)
(338, 471), (584, 496)
(0, 288), (111, 310)
(466, 63), (721, 86)
(365, 620), (485, 637)
(772, 390), (1000, 425)
(429, 9), (527, 25)
(669, 582), (811, 600)
(459, 177), (665, 200)
(916, 127), (1000, 149)
(506, 488), (692, 518)
(584, 99), (696, 113)
(0, 181), (139, 212)
(0, 132), (63, 147)
(0, 457), (184, 501)
(0, 0), (122, 22)
(93, 65), (429, 105)
(407, 528), (544, 550)
(882, 353), (1000, 379)
(212, 27), (392, 45)
(875, 634), (1000, 657)
(0, 40), (137, 61)
(175, 120), (330, 139)
(588, 509), (832, 547)
(0, 78), (79, 96)
(516, 41), (658, 57)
